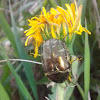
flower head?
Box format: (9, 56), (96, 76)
(24, 1), (91, 58)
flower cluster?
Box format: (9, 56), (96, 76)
(24, 2), (91, 58)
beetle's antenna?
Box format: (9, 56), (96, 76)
(0, 59), (42, 65)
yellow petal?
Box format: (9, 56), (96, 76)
(57, 6), (69, 18)
(25, 35), (33, 46)
(57, 6), (71, 25)
(28, 20), (38, 26)
(56, 26), (60, 38)
(32, 31), (43, 46)
(75, 25), (91, 35)
(50, 8), (58, 15)
(71, 3), (75, 20)
(74, 0), (78, 13)
(74, 31), (82, 35)
(62, 22), (67, 37)
(31, 17), (39, 20)
(25, 24), (44, 36)
(34, 43), (38, 58)
(51, 25), (57, 38)
(57, 6), (66, 14)
(65, 4), (74, 23)
(71, 5), (82, 33)
(42, 7), (47, 17)
(25, 27), (35, 36)
(81, 27), (91, 35)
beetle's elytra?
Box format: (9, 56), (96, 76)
(41, 38), (71, 83)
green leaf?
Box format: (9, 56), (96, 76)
(0, 46), (33, 100)
(8, 0), (38, 99)
(0, 11), (18, 54)
(43, 0), (48, 7)
(56, 85), (65, 100)
(49, 0), (57, 8)
(76, 83), (85, 100)
(71, 55), (79, 78)
(0, 65), (11, 96)
(60, 0), (71, 8)
(1, 65), (10, 84)
(68, 34), (76, 55)
(64, 62), (84, 100)
(97, 93), (100, 100)
(49, 84), (65, 100)
(37, 76), (48, 84)
(84, 26), (90, 100)
(64, 87), (74, 100)
(79, 0), (87, 25)
(3, 63), (22, 86)
(48, 84), (57, 100)
(0, 82), (10, 100)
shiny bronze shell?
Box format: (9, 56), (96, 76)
(41, 38), (71, 83)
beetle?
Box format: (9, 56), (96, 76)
(41, 38), (73, 83)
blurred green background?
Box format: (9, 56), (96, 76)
(0, 0), (100, 100)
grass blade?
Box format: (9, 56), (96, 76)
(1, 65), (10, 84)
(49, 0), (57, 8)
(0, 12), (18, 54)
(0, 46), (33, 100)
(0, 82), (10, 100)
(84, 22), (90, 100)
(76, 83), (85, 100)
(3, 63), (22, 86)
(97, 94), (100, 100)
(60, 0), (71, 8)
(38, 0), (42, 10)
(8, 0), (38, 99)
(79, 0), (87, 25)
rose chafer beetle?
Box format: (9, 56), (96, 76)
(41, 38), (74, 83)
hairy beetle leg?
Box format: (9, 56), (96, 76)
(65, 76), (76, 87)
(70, 57), (83, 64)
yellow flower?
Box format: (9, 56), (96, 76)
(24, 1), (91, 58)
(74, 24), (91, 35)
(56, 3), (91, 39)
(25, 30), (43, 58)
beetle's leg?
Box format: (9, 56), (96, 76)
(65, 76), (76, 87)
(44, 72), (55, 76)
(65, 81), (75, 87)
(45, 70), (60, 76)
(68, 76), (76, 85)
(70, 56), (82, 64)
(65, 82), (75, 87)
(44, 72), (50, 76)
